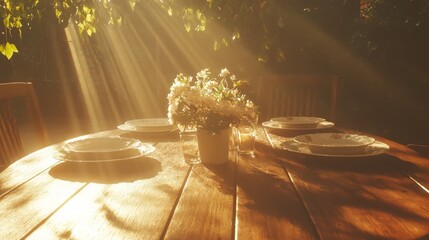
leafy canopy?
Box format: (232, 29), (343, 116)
(1, 0), (349, 64)
(0, 0), (131, 59)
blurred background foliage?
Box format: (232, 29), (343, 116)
(0, 0), (428, 144)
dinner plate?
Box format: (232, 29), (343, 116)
(281, 139), (389, 157)
(262, 120), (334, 130)
(63, 137), (141, 154)
(125, 118), (174, 132)
(294, 133), (375, 154)
(117, 124), (178, 133)
(270, 116), (325, 129)
(55, 137), (155, 162)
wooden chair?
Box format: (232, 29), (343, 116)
(253, 75), (338, 122)
(0, 82), (49, 165)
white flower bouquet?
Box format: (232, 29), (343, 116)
(167, 68), (257, 132)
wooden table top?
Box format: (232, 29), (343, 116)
(1, 127), (428, 240)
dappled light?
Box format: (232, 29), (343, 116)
(60, 2), (265, 134)
(1, 1), (429, 239)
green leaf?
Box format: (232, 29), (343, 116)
(258, 56), (266, 63)
(3, 14), (11, 28)
(83, 6), (91, 14)
(222, 38), (228, 47)
(77, 23), (85, 33)
(129, 0), (136, 11)
(14, 17), (22, 28)
(184, 23), (191, 32)
(232, 32), (240, 40)
(213, 41), (219, 51)
(5, 0), (11, 10)
(1, 42), (19, 59)
(8, 42), (18, 52)
(56, 9), (62, 19)
(116, 16), (123, 26)
(86, 13), (94, 22)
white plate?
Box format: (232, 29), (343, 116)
(125, 118), (174, 131)
(54, 142), (156, 162)
(271, 116), (325, 129)
(281, 139), (389, 157)
(294, 133), (375, 147)
(63, 137), (141, 154)
(262, 120), (334, 130)
(118, 124), (178, 133)
(294, 133), (375, 154)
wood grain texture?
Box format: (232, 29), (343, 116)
(340, 129), (429, 193)
(0, 145), (60, 197)
(164, 156), (236, 240)
(0, 165), (85, 239)
(284, 155), (429, 240)
(236, 149), (317, 240)
(27, 141), (190, 240)
(2, 127), (429, 240)
(265, 129), (429, 240)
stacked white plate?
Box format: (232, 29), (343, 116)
(263, 116), (334, 130)
(294, 133), (375, 154)
(281, 133), (389, 157)
(54, 137), (155, 162)
(118, 118), (176, 133)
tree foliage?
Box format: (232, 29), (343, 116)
(164, 0), (355, 67)
(0, 0), (133, 59)
(353, 0), (429, 74)
(1, 0), (354, 64)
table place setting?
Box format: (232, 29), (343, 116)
(117, 118), (178, 133)
(262, 116), (335, 131)
(281, 132), (390, 157)
(53, 136), (156, 162)
(3, 68), (429, 240)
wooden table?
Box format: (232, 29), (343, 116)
(1, 127), (429, 239)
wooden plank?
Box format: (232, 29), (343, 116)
(0, 145), (60, 197)
(164, 155), (236, 239)
(236, 148), (317, 240)
(0, 161), (86, 239)
(26, 141), (191, 240)
(265, 129), (429, 239)
(363, 136), (429, 193)
(283, 155), (429, 239)
(340, 129), (429, 193)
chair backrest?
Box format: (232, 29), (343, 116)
(253, 75), (338, 122)
(0, 82), (49, 165)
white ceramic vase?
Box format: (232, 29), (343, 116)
(197, 128), (230, 165)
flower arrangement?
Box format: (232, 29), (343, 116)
(167, 68), (257, 132)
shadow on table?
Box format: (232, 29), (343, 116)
(277, 151), (429, 238)
(416, 234), (429, 240)
(201, 161), (236, 196)
(120, 131), (179, 143)
(49, 157), (162, 184)
(203, 154), (320, 238)
(282, 153), (418, 175)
